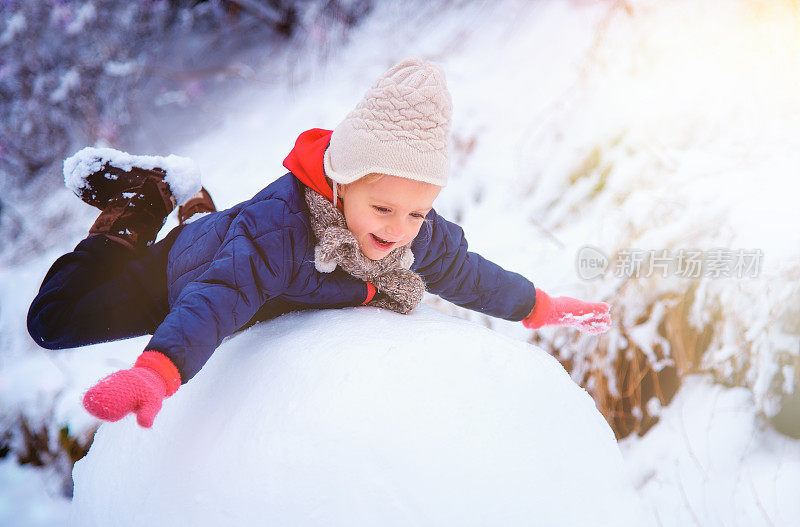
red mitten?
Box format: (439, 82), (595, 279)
(523, 288), (611, 335)
(83, 351), (181, 428)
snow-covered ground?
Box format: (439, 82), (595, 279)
(623, 376), (800, 526)
(2, 0), (799, 525)
(0, 458), (70, 527)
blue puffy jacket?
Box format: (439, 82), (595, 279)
(147, 173), (535, 382)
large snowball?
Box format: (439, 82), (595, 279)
(71, 306), (650, 526)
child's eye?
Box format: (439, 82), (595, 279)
(373, 206), (390, 213)
(410, 213), (425, 219)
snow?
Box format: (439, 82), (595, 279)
(555, 310), (611, 334)
(0, 458), (70, 527)
(1, 0), (799, 523)
(71, 306), (650, 527)
(65, 2), (97, 36)
(102, 60), (137, 77)
(49, 67), (80, 103)
(63, 146), (202, 205)
(622, 376), (800, 527)
(0, 12), (26, 45)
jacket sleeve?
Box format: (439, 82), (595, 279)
(146, 199), (302, 382)
(410, 210), (536, 321)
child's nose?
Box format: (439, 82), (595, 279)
(385, 217), (404, 238)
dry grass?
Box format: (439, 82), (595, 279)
(533, 285), (716, 439)
(2, 412), (98, 497)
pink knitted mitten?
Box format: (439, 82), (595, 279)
(83, 351), (181, 428)
(522, 288), (611, 335)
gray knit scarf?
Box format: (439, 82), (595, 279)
(303, 186), (425, 314)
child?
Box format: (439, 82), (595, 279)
(27, 58), (611, 429)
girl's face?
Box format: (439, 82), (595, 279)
(339, 174), (441, 261)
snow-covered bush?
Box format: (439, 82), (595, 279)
(72, 307), (651, 526)
(518, 0), (800, 436)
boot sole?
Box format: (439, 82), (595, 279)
(76, 163), (169, 211)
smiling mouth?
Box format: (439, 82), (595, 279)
(370, 233), (395, 250)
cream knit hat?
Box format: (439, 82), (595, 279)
(323, 57), (452, 187)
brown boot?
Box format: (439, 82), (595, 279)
(178, 187), (216, 225)
(78, 163), (177, 251)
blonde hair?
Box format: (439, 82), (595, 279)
(348, 173), (436, 188)
(356, 173), (385, 185)
(336, 173), (383, 201)
(335, 172), (437, 203)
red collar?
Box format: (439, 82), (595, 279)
(283, 128), (342, 210)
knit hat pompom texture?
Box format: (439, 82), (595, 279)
(324, 57), (453, 187)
